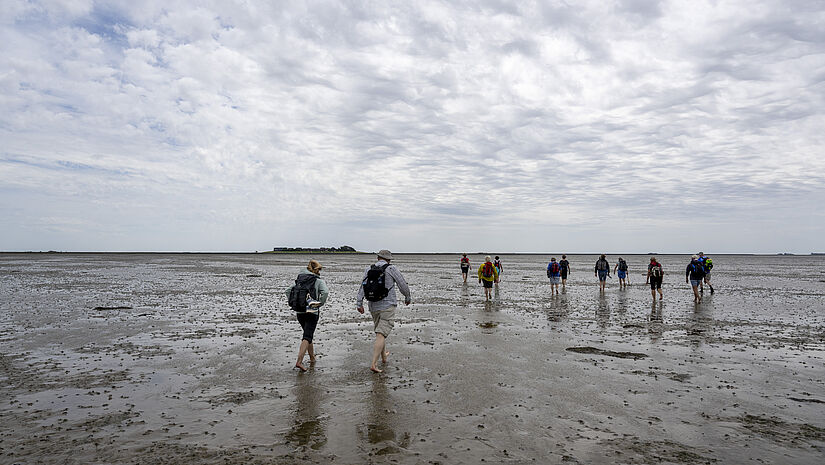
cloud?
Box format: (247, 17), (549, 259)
(1, 0), (824, 252)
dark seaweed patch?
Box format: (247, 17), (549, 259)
(566, 347), (647, 360)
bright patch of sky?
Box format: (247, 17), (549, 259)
(2, 0), (824, 253)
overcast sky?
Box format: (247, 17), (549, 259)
(2, 0), (824, 253)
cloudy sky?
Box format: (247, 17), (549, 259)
(2, 0), (824, 253)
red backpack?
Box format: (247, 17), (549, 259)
(482, 262), (494, 278)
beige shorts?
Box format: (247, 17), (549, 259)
(371, 307), (396, 337)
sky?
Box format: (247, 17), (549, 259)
(2, 0), (824, 254)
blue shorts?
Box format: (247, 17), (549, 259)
(549, 276), (560, 284)
(598, 270), (608, 281)
(617, 270), (627, 279)
(690, 279), (702, 288)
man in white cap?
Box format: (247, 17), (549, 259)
(356, 249), (412, 373)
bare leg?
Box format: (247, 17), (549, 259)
(296, 339), (309, 372)
(650, 287), (656, 300)
(371, 334), (386, 373)
(307, 343), (316, 363)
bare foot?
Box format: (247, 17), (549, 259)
(370, 366), (383, 373)
(381, 351), (390, 363)
(295, 363), (307, 372)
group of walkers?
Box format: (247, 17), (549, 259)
(463, 253), (715, 303)
(285, 250), (716, 373)
(286, 250), (411, 374)
(541, 253), (714, 303)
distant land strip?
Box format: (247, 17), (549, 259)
(263, 246), (362, 254)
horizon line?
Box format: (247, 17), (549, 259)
(2, 251), (823, 256)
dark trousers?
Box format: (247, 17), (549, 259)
(297, 313), (319, 343)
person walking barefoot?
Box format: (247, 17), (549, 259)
(559, 255), (571, 289)
(614, 257), (629, 290)
(646, 256), (664, 301)
(357, 250), (412, 373)
(478, 256), (499, 300)
(697, 252), (715, 294)
(547, 257), (561, 295)
(685, 255), (706, 304)
(286, 260), (329, 372)
(594, 254), (611, 292)
(460, 253), (470, 283)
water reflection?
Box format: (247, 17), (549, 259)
(285, 372), (327, 450)
(361, 373), (410, 455)
(648, 300), (664, 342)
(615, 289), (629, 315)
(687, 299), (714, 348)
(460, 282), (470, 307)
(596, 293), (610, 328)
(546, 294), (570, 322)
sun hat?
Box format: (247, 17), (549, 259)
(377, 249), (393, 261)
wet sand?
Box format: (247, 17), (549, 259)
(1, 253), (824, 464)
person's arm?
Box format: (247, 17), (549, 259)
(594, 262), (598, 275)
(315, 278), (329, 305)
(613, 264), (618, 273)
(388, 266), (411, 305)
(646, 266), (650, 283)
(478, 265), (483, 281)
(685, 264), (690, 282)
(356, 267), (367, 313)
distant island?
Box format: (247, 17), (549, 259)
(264, 246), (360, 253)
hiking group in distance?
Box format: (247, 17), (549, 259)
(286, 251), (715, 373)
(470, 252), (714, 303)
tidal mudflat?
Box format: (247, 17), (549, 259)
(1, 253), (824, 464)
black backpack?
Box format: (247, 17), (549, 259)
(618, 259), (628, 271)
(288, 274), (318, 311)
(650, 263), (662, 279)
(363, 264), (391, 302)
